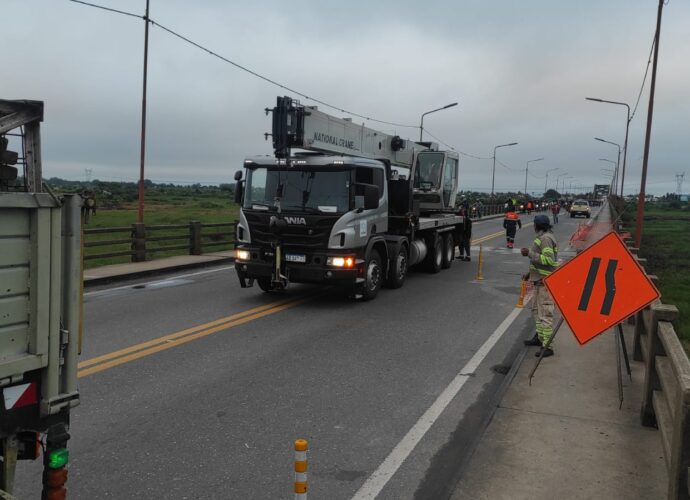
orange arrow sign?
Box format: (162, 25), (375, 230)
(544, 231), (660, 345)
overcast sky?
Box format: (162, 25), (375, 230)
(4, 0), (689, 195)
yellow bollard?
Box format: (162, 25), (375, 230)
(475, 243), (484, 281)
(294, 439), (308, 500)
(516, 279), (527, 308)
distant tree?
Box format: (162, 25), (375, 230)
(544, 188), (560, 199)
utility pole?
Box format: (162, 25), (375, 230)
(636, 0), (664, 248)
(137, 0), (151, 224)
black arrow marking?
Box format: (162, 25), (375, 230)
(578, 257), (601, 312)
(600, 259), (618, 315)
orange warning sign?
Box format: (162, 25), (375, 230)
(544, 231), (660, 345)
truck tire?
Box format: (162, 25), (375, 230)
(358, 249), (383, 300)
(441, 233), (454, 269)
(257, 277), (277, 293)
(424, 232), (442, 274)
(386, 245), (408, 289)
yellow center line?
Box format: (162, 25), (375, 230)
(471, 222), (534, 245)
(78, 293), (315, 378)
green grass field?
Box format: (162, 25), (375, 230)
(627, 203), (690, 351)
(84, 192), (240, 268)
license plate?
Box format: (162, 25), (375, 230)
(285, 253), (306, 263)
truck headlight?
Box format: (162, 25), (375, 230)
(236, 249), (250, 261)
(327, 256), (355, 268)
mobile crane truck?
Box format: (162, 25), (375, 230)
(1, 100), (87, 498)
(234, 96), (465, 300)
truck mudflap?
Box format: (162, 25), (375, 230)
(235, 263), (255, 288)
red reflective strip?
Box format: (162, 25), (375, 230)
(14, 382), (38, 408)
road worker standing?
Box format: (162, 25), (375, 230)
(521, 215), (559, 357)
(503, 205), (522, 248)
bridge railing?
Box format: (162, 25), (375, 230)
(84, 221), (236, 265)
(612, 198), (690, 499)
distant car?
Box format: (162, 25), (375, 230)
(570, 199), (591, 218)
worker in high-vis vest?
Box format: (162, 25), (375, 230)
(521, 215), (558, 357)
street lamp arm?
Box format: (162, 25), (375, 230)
(586, 96), (631, 197)
(490, 141), (518, 198)
(419, 102), (458, 141)
(421, 102), (458, 120)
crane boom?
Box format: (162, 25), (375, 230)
(269, 96), (437, 167)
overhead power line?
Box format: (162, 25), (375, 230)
(423, 128), (494, 161)
(68, 0), (418, 129)
(69, 0), (142, 19)
(496, 159), (516, 171)
(630, 34), (656, 122)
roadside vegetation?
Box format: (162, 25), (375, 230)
(48, 178), (239, 268)
(619, 199), (690, 351)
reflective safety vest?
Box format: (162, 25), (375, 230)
(528, 230), (558, 281)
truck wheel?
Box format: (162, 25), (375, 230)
(257, 277), (277, 293)
(386, 245), (408, 289)
(424, 233), (442, 274)
(441, 233), (454, 269)
(359, 249), (383, 300)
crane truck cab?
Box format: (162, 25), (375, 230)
(234, 96), (463, 300)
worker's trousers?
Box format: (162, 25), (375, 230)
(532, 282), (554, 346)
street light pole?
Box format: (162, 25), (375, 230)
(586, 97), (631, 197)
(524, 158), (544, 195)
(491, 142), (518, 199)
(419, 102), (458, 142)
(595, 137), (621, 195)
(544, 168), (559, 195)
(555, 173), (567, 194)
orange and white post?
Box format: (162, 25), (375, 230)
(294, 439), (308, 500)
(475, 244), (485, 281)
(516, 279), (528, 308)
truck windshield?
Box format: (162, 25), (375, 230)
(244, 168), (351, 213)
(414, 152), (445, 190)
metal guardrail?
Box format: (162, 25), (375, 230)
(83, 220), (236, 262)
(611, 196), (690, 499)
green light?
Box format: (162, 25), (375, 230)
(47, 448), (69, 469)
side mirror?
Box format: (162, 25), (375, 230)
(364, 184), (379, 210)
(234, 181), (244, 204)
(234, 170), (243, 181)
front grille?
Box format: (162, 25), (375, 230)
(244, 212), (337, 249)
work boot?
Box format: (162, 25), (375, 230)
(523, 334), (541, 346)
(535, 348), (554, 358)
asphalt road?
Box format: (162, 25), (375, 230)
(15, 210), (590, 499)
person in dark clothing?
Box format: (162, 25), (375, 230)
(458, 209), (473, 261)
(503, 208), (522, 248)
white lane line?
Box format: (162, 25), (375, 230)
(85, 265), (235, 297)
(351, 305), (525, 500)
